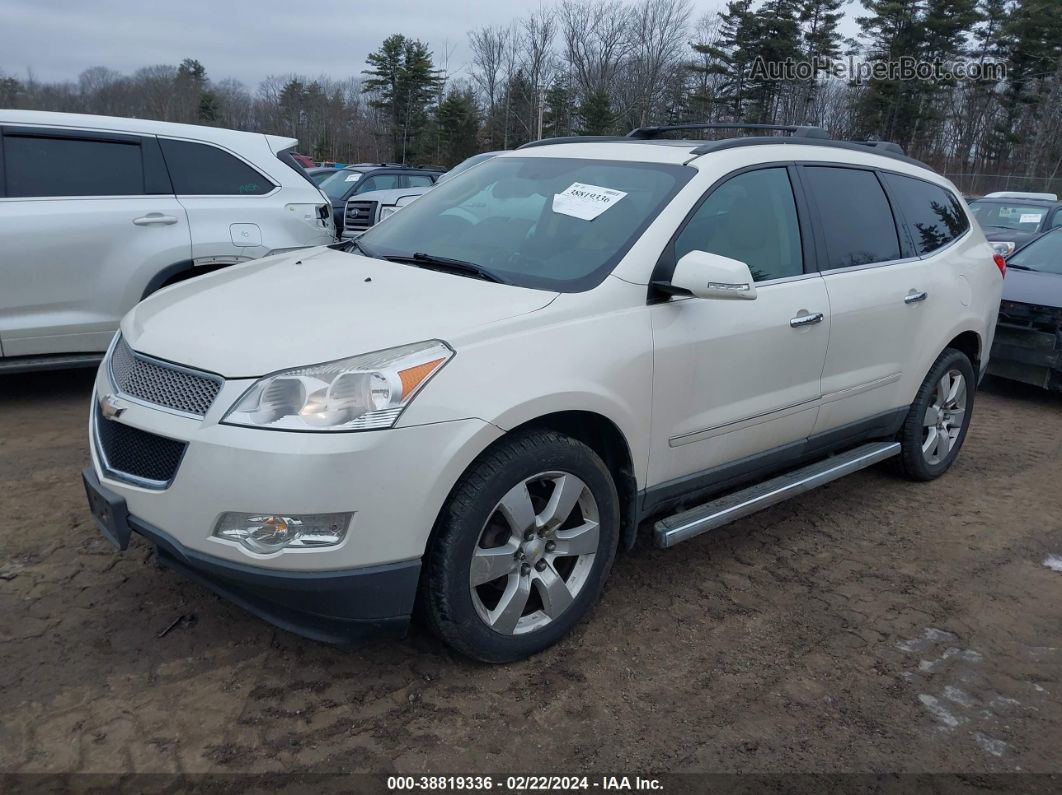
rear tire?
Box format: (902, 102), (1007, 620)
(897, 348), (976, 481)
(419, 430), (620, 663)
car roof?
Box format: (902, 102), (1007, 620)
(971, 196), (1059, 206)
(503, 137), (946, 185)
(0, 109), (297, 154)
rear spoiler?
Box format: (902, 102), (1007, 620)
(264, 134), (299, 155)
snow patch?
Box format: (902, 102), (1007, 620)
(1043, 554), (1062, 573)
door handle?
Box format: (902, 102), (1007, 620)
(904, 290), (928, 304)
(133, 213), (178, 226)
(790, 312), (824, 328)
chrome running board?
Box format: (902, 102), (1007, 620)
(654, 441), (901, 549)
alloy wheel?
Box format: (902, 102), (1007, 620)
(469, 471), (600, 635)
(922, 368), (967, 465)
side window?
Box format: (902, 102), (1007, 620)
(159, 139), (274, 195)
(882, 173), (968, 255)
(403, 174), (434, 188)
(358, 174), (400, 193)
(803, 166), (901, 269)
(3, 133), (144, 197)
(1051, 210), (1062, 229)
(675, 167), (803, 283)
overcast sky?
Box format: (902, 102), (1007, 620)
(1, 0), (863, 90)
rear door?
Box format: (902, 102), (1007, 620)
(801, 164), (933, 434)
(158, 137), (278, 265)
(648, 165), (830, 494)
(0, 126), (190, 357)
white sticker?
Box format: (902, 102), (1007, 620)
(1019, 213), (1043, 224)
(552, 182), (628, 221)
(345, 173), (362, 182)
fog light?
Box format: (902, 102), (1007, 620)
(213, 512), (352, 554)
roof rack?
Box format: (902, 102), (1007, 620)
(516, 125), (917, 165)
(627, 123), (831, 140)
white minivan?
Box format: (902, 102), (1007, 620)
(82, 124), (1003, 662)
(0, 111), (334, 371)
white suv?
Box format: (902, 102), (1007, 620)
(0, 111), (334, 371)
(82, 125), (1003, 662)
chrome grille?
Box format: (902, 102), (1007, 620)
(94, 404), (187, 488)
(345, 200), (378, 232)
(109, 336), (221, 417)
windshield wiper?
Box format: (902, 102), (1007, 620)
(385, 252), (508, 284)
(1005, 263), (1037, 271)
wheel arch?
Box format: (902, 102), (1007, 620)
(945, 329), (982, 372)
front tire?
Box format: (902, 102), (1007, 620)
(420, 431), (620, 663)
(897, 348), (976, 481)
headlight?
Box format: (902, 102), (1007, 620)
(991, 241), (1016, 257)
(379, 205), (401, 222)
(222, 340), (453, 431)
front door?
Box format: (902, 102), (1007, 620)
(0, 127), (190, 356)
(648, 166), (830, 492)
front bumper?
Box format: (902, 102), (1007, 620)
(84, 467), (420, 644)
(988, 321), (1062, 391)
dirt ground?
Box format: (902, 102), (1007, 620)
(0, 368), (1060, 777)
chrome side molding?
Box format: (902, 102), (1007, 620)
(654, 441), (901, 548)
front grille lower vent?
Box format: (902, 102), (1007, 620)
(94, 406), (187, 487)
(109, 337), (221, 417)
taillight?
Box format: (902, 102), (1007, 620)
(993, 253), (1007, 276)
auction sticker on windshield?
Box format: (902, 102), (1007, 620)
(552, 182), (628, 221)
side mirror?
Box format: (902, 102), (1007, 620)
(667, 250), (757, 300)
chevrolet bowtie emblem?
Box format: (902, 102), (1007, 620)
(100, 394), (127, 420)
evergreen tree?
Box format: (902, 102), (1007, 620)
(435, 88), (481, 166)
(543, 80), (575, 137)
(577, 90), (615, 134)
(363, 34), (443, 162)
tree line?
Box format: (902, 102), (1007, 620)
(1, 0), (1059, 192)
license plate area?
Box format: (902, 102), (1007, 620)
(82, 468), (132, 550)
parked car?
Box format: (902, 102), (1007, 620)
(341, 152), (503, 237)
(306, 166), (342, 184)
(987, 226), (1062, 390)
(83, 124), (1002, 663)
(318, 164), (444, 229)
(0, 110), (334, 372)
(290, 152), (315, 169)
(968, 192), (1062, 257)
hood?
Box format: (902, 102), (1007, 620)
(123, 248), (557, 377)
(1002, 267), (1062, 309)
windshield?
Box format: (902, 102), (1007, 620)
(1008, 229), (1062, 275)
(356, 156), (692, 291)
(319, 170), (364, 200)
(437, 152), (498, 184)
(970, 200), (1049, 231)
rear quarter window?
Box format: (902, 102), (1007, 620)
(883, 173), (969, 255)
(159, 139), (275, 196)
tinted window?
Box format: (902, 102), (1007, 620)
(3, 134), (144, 197)
(883, 174), (969, 255)
(359, 156), (692, 292)
(358, 174), (400, 192)
(969, 200), (1048, 231)
(804, 167), (901, 268)
(159, 139), (273, 195)
(403, 174), (434, 188)
(1007, 229), (1062, 275)
(675, 168), (803, 283)
(1050, 210), (1062, 229)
